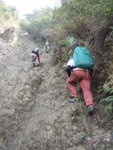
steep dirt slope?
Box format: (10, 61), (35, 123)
(0, 40), (74, 150)
(0, 39), (113, 150)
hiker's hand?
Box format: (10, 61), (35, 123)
(67, 78), (70, 83)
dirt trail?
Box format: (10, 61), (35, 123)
(8, 51), (67, 150)
(0, 41), (76, 150)
(0, 40), (112, 150)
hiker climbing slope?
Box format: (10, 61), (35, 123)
(66, 42), (95, 115)
(31, 47), (40, 68)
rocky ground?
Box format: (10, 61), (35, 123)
(0, 36), (113, 150)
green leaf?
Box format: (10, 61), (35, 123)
(100, 96), (113, 103)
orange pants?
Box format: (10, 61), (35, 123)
(67, 70), (94, 106)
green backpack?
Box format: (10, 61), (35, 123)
(73, 47), (94, 69)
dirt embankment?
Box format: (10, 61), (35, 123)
(0, 37), (113, 150)
(0, 39), (71, 150)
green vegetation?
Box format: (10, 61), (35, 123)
(99, 88), (113, 113)
(20, 0), (113, 62)
(20, 8), (53, 44)
(0, 0), (18, 29)
(53, 0), (113, 40)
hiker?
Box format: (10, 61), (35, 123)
(66, 43), (95, 115)
(44, 41), (49, 53)
(66, 56), (75, 77)
(31, 47), (40, 67)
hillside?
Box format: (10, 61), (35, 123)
(0, 0), (113, 149)
(0, 31), (113, 150)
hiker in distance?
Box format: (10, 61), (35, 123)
(44, 40), (49, 53)
(31, 47), (40, 68)
(66, 43), (95, 115)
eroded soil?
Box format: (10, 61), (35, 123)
(0, 39), (113, 150)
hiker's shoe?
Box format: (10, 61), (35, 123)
(30, 64), (35, 69)
(88, 105), (95, 115)
(68, 98), (79, 103)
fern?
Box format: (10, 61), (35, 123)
(100, 96), (113, 103)
(99, 88), (113, 112)
(98, 88), (113, 94)
(105, 103), (113, 112)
